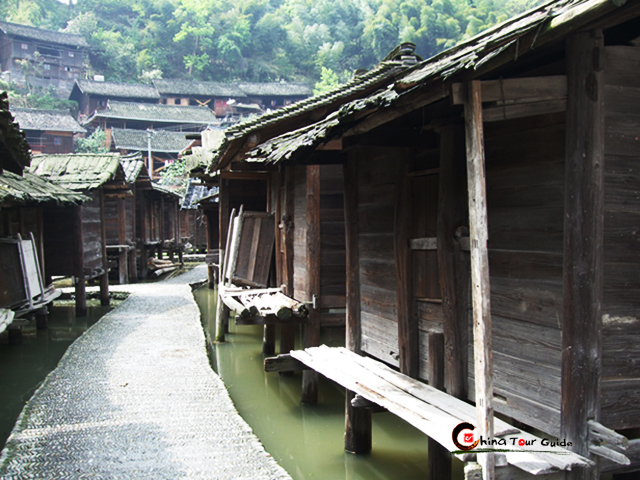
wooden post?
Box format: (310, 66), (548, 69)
(280, 167), (296, 355)
(263, 325), (276, 356)
(394, 150), (417, 378)
(118, 198), (128, 285)
(302, 165), (321, 405)
(73, 205), (87, 317)
(427, 331), (451, 480)
(140, 244), (148, 280)
(464, 80), (494, 480)
(562, 30), (604, 480)
(99, 190), (109, 306)
(437, 124), (470, 399)
(343, 155), (372, 454)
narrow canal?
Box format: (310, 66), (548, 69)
(194, 286), (465, 480)
(0, 302), (112, 448)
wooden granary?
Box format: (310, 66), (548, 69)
(222, 0), (640, 478)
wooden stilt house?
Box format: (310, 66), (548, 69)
(28, 153), (132, 312)
(187, 45), (421, 400)
(1, 93), (87, 325)
(251, 0), (640, 478)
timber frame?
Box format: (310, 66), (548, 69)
(236, 0), (640, 479)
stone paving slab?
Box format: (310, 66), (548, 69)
(0, 265), (291, 480)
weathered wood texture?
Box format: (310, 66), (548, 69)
(319, 164), (346, 307)
(599, 45), (640, 430)
(344, 155), (361, 354)
(302, 165), (321, 404)
(291, 346), (590, 476)
(355, 147), (401, 368)
(436, 123), (470, 400)
(233, 212), (275, 288)
(80, 190), (105, 272)
(292, 165), (309, 301)
(561, 31), (605, 476)
(464, 79), (495, 478)
(395, 151), (417, 377)
(463, 110), (568, 436)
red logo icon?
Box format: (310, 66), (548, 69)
(464, 433), (474, 443)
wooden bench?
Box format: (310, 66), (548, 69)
(266, 345), (602, 479)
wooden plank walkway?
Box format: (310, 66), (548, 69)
(0, 265), (291, 480)
(287, 346), (592, 477)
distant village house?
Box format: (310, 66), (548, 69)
(0, 21), (88, 93)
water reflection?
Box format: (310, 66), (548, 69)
(0, 303), (112, 448)
(194, 286), (463, 480)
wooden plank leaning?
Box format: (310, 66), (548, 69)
(463, 79), (494, 480)
(215, 206), (237, 342)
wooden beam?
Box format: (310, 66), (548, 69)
(451, 76), (567, 106)
(437, 123), (470, 400)
(302, 165), (321, 404)
(264, 354), (308, 372)
(395, 150), (417, 378)
(464, 80), (494, 480)
(220, 171), (270, 181)
(561, 30), (605, 480)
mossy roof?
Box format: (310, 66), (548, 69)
(0, 170), (87, 206)
(27, 153), (125, 191)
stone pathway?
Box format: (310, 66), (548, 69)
(0, 265), (291, 480)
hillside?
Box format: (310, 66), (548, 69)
(2, 0), (543, 86)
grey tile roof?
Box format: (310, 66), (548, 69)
(236, 82), (312, 97)
(0, 170), (88, 205)
(0, 92), (31, 171)
(0, 21), (88, 48)
(10, 108), (86, 133)
(85, 101), (216, 126)
(27, 153), (124, 190)
(73, 80), (160, 100)
(181, 178), (218, 209)
(153, 79), (247, 98)
(111, 128), (193, 154)
(119, 152), (149, 184)
(200, 43), (419, 172)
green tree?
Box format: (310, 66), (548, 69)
(76, 127), (109, 153)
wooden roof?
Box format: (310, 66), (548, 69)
(0, 170), (88, 206)
(71, 80), (160, 101)
(111, 128), (193, 154)
(11, 108), (86, 133)
(191, 43), (420, 174)
(27, 153), (126, 191)
(85, 101), (216, 126)
(0, 92), (31, 173)
(119, 153), (150, 184)
(0, 21), (88, 48)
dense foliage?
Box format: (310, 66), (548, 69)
(2, 0), (543, 85)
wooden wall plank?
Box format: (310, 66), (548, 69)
(437, 123), (470, 400)
(562, 30), (605, 473)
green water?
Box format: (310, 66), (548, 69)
(194, 286), (464, 480)
(0, 303), (112, 449)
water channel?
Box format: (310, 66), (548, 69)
(0, 302), (112, 448)
(194, 285), (465, 480)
